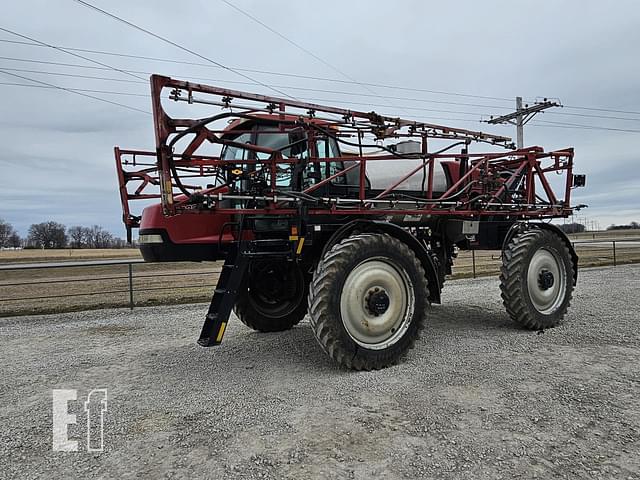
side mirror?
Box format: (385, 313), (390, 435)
(572, 174), (586, 188)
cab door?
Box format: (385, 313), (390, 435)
(307, 135), (367, 198)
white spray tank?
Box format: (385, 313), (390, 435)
(363, 140), (450, 194)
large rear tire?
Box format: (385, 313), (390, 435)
(234, 260), (308, 332)
(308, 233), (430, 370)
(500, 228), (574, 330)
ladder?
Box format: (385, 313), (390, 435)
(197, 238), (294, 347)
(198, 242), (249, 347)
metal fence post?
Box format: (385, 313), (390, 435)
(613, 241), (616, 267)
(128, 262), (134, 309)
(472, 249), (476, 278)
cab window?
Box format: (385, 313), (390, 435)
(315, 136), (344, 185)
(221, 123), (347, 189)
(255, 126), (308, 187)
(221, 132), (251, 161)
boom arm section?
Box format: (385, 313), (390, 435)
(115, 74), (582, 238)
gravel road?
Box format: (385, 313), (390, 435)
(1, 264), (639, 479)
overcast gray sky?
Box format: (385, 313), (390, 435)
(2, 0), (639, 237)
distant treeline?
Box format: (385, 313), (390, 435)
(606, 222), (640, 231)
(557, 223), (586, 234)
(0, 219), (128, 249)
(553, 222), (639, 234)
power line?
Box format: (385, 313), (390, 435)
(529, 123), (640, 133)
(7, 54), (640, 130)
(71, 0), (294, 100)
(0, 27), (145, 82)
(413, 113), (640, 134)
(0, 67), (491, 116)
(298, 97), (488, 116)
(220, 0), (356, 85)
(0, 69), (150, 114)
(0, 28), (635, 132)
(0, 64), (516, 121)
(533, 119), (640, 134)
(548, 110), (640, 122)
(0, 61), (515, 111)
(5, 31), (640, 118)
(562, 104), (640, 116)
(0, 38), (515, 103)
(4, 79), (640, 135)
(0, 80), (483, 125)
(4, 60), (640, 134)
(0, 81), (148, 97)
(4, 40), (640, 124)
(0, 66), (144, 84)
(219, 0), (399, 111)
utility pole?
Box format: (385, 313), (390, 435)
(515, 97), (524, 149)
(486, 97), (561, 149)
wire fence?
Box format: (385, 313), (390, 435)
(458, 238), (640, 278)
(0, 259), (220, 316)
(0, 238), (638, 316)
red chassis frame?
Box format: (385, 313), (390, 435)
(115, 75), (577, 232)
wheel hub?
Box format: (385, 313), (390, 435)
(247, 261), (304, 318)
(538, 270), (554, 290)
(527, 248), (567, 314)
(339, 258), (415, 350)
(365, 288), (390, 316)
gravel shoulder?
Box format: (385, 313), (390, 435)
(0, 265), (639, 479)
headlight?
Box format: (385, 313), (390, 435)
(138, 234), (164, 244)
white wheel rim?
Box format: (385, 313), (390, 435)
(527, 247), (567, 314)
(339, 257), (415, 350)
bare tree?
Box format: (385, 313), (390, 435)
(44, 223), (125, 249)
(80, 226), (92, 247)
(558, 223), (585, 234)
(0, 219), (14, 247)
(27, 222), (68, 249)
(68, 226), (86, 248)
(111, 237), (127, 249)
(80, 225), (116, 248)
(95, 229), (114, 248)
(85, 225), (99, 248)
(8, 232), (22, 248)
(607, 222), (640, 231)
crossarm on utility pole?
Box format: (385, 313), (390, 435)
(486, 98), (561, 148)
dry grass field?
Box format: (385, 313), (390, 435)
(1, 232), (638, 316)
(566, 229), (640, 241)
(0, 248), (141, 264)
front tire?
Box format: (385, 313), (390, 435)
(309, 233), (430, 370)
(234, 260), (308, 332)
(500, 228), (574, 330)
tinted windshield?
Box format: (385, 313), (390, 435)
(220, 123), (344, 188)
(221, 132), (252, 161)
(254, 127), (307, 187)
